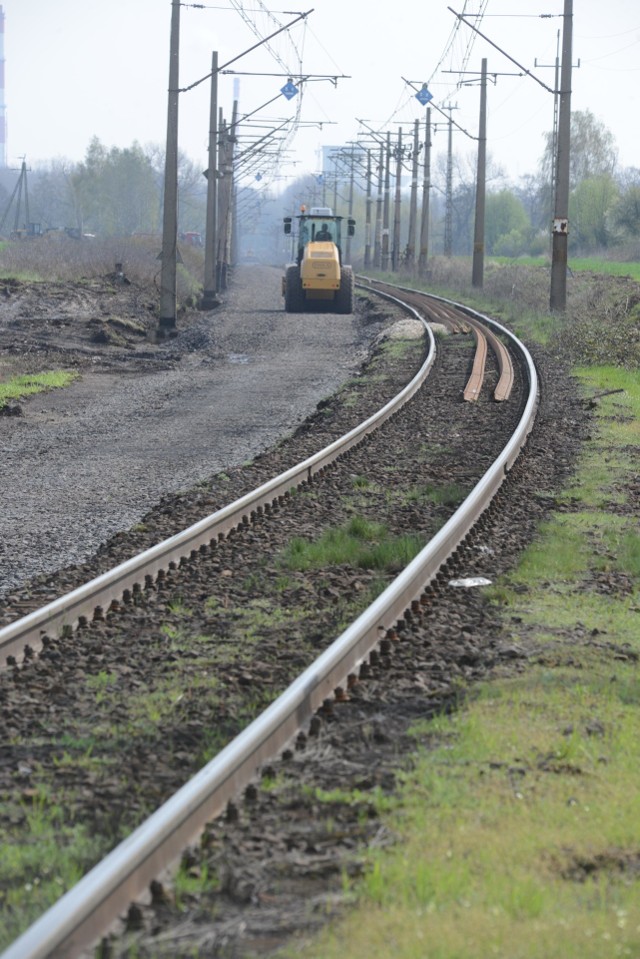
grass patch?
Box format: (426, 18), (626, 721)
(0, 370), (80, 408)
(280, 515), (425, 574)
(405, 481), (468, 508)
(376, 337), (421, 360)
(306, 659), (640, 959)
(490, 255), (640, 282)
(0, 789), (114, 951)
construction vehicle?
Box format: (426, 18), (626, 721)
(282, 206), (356, 313)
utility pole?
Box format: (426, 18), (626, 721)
(536, 32), (561, 230)
(217, 100), (237, 291)
(159, 0), (180, 332)
(374, 143), (383, 268)
(537, 30), (579, 256)
(418, 107), (431, 278)
(447, 3), (569, 305)
(406, 119), (420, 272)
(0, 158), (32, 236)
(550, 0), (573, 312)
(472, 58), (487, 288)
(381, 131), (391, 271)
(444, 107), (454, 257)
(218, 100), (238, 290)
(346, 147), (355, 263)
(202, 51), (219, 310)
(391, 127), (403, 272)
(364, 149), (372, 268)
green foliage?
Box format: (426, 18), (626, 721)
(613, 176), (640, 238)
(72, 137), (161, 236)
(406, 481), (468, 508)
(570, 174), (619, 251)
(539, 109), (618, 190)
(485, 189), (529, 255)
(18, 139), (207, 239)
(0, 371), (80, 408)
(280, 515), (424, 573)
(0, 798), (107, 951)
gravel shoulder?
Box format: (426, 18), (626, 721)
(0, 266), (393, 598)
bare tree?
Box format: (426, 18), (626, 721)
(539, 109), (618, 191)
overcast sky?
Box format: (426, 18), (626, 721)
(3, 1), (639, 191)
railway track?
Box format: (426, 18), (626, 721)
(359, 278), (515, 402)
(0, 283), (539, 959)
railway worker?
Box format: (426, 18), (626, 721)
(316, 223), (332, 240)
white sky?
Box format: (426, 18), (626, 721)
(3, 0), (640, 192)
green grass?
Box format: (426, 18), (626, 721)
(277, 367), (640, 959)
(280, 515), (425, 574)
(405, 481), (468, 508)
(0, 789), (113, 949)
(490, 255), (640, 282)
(0, 370), (80, 408)
(570, 257), (640, 281)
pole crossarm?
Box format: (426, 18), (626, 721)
(234, 120), (291, 160)
(220, 71), (350, 83)
(442, 68), (523, 85)
(401, 78), (477, 141)
(356, 122), (417, 176)
(447, 7), (556, 95)
(178, 8), (314, 93)
(228, 75), (345, 132)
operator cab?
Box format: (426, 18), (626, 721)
(283, 205), (355, 266)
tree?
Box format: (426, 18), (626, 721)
(613, 167), (640, 239)
(484, 189), (529, 255)
(539, 109), (618, 191)
(33, 162), (83, 232)
(434, 150), (505, 255)
(515, 172), (550, 234)
(72, 137), (160, 235)
(569, 174), (619, 251)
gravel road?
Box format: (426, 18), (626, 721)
(0, 266), (391, 598)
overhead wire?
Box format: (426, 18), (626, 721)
(225, 1), (309, 186)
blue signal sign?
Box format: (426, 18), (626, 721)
(415, 85), (433, 106)
(281, 80), (299, 100)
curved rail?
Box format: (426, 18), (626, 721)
(359, 277), (515, 402)
(0, 304), (435, 667)
(0, 289), (538, 959)
(463, 320), (488, 402)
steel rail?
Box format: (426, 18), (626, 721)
(1, 290), (538, 959)
(419, 288), (518, 401)
(464, 315), (514, 402)
(421, 298), (470, 334)
(358, 277), (515, 401)
(0, 302), (434, 668)
(463, 321), (488, 402)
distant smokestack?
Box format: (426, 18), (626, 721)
(0, 5), (6, 168)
